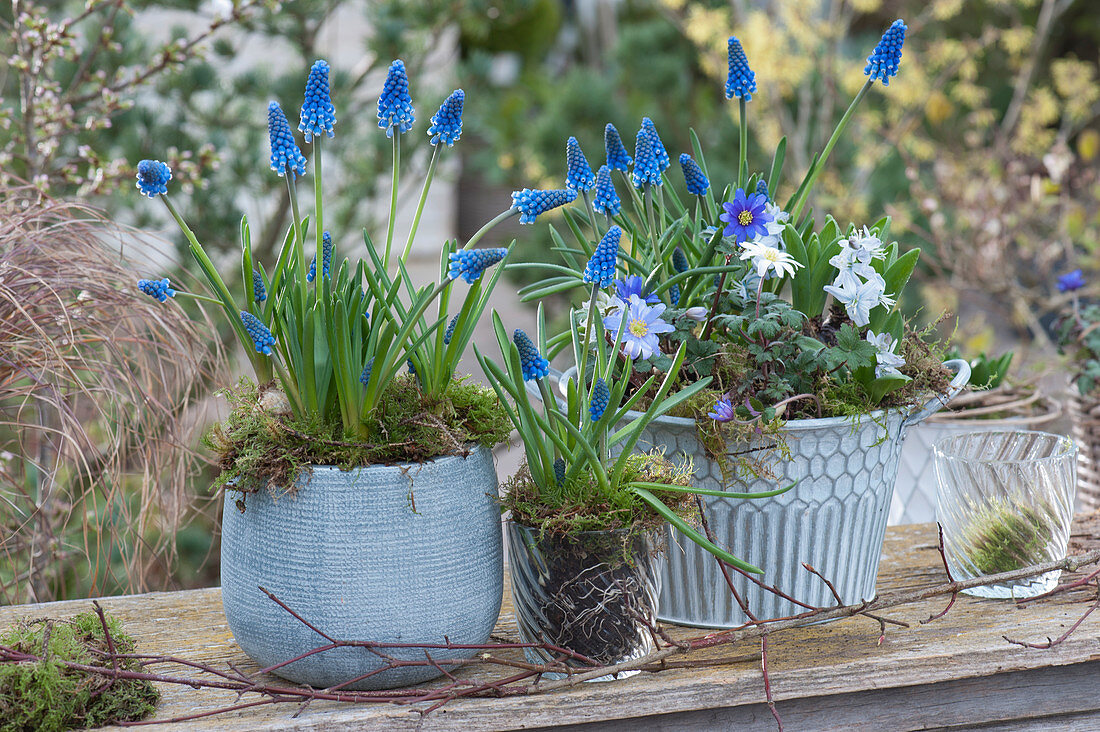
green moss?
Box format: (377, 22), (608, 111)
(959, 499), (1058, 576)
(503, 452), (698, 539)
(0, 612), (158, 731)
(206, 376), (511, 494)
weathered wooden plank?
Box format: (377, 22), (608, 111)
(1, 520), (1099, 730)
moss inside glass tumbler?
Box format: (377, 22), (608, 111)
(934, 430), (1077, 599)
(506, 522), (661, 681)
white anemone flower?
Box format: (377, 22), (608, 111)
(823, 278), (888, 327)
(739, 240), (804, 280)
(866, 330), (906, 377)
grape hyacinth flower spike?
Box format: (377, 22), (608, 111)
(672, 247), (689, 274)
(137, 278), (175, 302)
(726, 37), (756, 101)
(252, 269), (267, 303)
(510, 188), (577, 224)
(443, 314), (461, 345)
(582, 226), (622, 288)
(755, 178), (770, 202)
(299, 59), (336, 141)
(448, 247), (508, 284)
(604, 123), (632, 172)
(240, 311), (276, 355)
(592, 165), (621, 216)
(565, 136), (596, 192)
(589, 377), (610, 421)
(631, 130), (661, 189)
(513, 329), (550, 381)
(427, 89), (464, 147)
(359, 358), (374, 387)
(267, 101), (307, 177)
(306, 231), (334, 282)
(136, 160), (171, 197)
(377, 59), (415, 137)
(679, 153), (709, 195)
(864, 19), (907, 86)
(641, 117), (670, 173)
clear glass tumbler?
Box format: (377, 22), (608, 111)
(934, 430), (1077, 599)
(506, 522), (661, 681)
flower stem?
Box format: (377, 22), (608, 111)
(738, 97), (748, 190)
(577, 281), (600, 414)
(285, 172), (308, 321)
(313, 136), (324, 267)
(644, 185), (662, 279)
(700, 253), (733, 341)
(384, 133), (400, 268)
(173, 291), (225, 306)
(581, 189), (600, 241)
(789, 78), (873, 222)
(401, 144), (440, 262)
(463, 208), (519, 251)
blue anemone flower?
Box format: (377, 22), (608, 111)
(267, 102), (307, 177)
(510, 188), (577, 224)
(708, 397), (736, 422)
(641, 118), (670, 172)
(631, 130), (662, 189)
(726, 37), (757, 101)
(513, 329), (550, 381)
(377, 59), (415, 137)
(241, 311), (276, 356)
(592, 165), (621, 216)
(719, 188), (773, 242)
(428, 88), (464, 146)
(565, 136), (596, 192)
(252, 269), (267, 303)
(137, 277), (175, 302)
(1058, 269), (1086, 293)
(864, 19), (907, 86)
(448, 247), (508, 284)
(582, 226), (622, 288)
(614, 275), (659, 305)
(135, 160), (171, 197)
(679, 153), (709, 196)
(604, 123), (632, 172)
(589, 377), (610, 421)
(299, 59), (336, 142)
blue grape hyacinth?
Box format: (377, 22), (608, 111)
(359, 358), (374, 387)
(589, 377), (610, 421)
(592, 165), (621, 216)
(726, 37), (756, 101)
(299, 59), (336, 142)
(755, 178), (770, 202)
(137, 277), (175, 302)
(267, 101), (307, 177)
(864, 19), (907, 86)
(641, 118), (670, 173)
(448, 247), (508, 284)
(679, 153), (709, 195)
(604, 123), (632, 172)
(135, 160), (171, 197)
(565, 136), (597, 192)
(252, 269), (267, 303)
(672, 246), (689, 274)
(510, 188), (577, 224)
(669, 283), (681, 306)
(241, 311), (276, 356)
(377, 59), (415, 138)
(631, 130), (662, 189)
(443, 314), (461, 345)
(513, 329), (550, 381)
(553, 457), (566, 486)
(428, 89), (464, 146)
(307, 231), (334, 282)
(582, 226), (622, 288)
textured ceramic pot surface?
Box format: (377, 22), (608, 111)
(220, 447), (503, 690)
(640, 411), (908, 627)
(507, 523), (660, 681)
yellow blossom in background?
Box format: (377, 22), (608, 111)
(931, 0), (964, 20)
(1079, 130), (1100, 162)
(1051, 58), (1100, 124)
(848, 0), (882, 12)
(1000, 26), (1033, 56)
(925, 90), (953, 125)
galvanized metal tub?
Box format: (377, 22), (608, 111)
(634, 360), (970, 627)
(220, 446), (503, 689)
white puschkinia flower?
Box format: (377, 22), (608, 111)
(866, 330), (906, 377)
(760, 202), (790, 243)
(683, 306), (709, 321)
(848, 226), (886, 259)
(739, 240), (804, 279)
(823, 279), (890, 327)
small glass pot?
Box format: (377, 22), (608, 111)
(934, 430), (1077, 599)
(506, 522), (662, 680)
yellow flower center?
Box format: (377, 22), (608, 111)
(629, 318), (649, 337)
(737, 210), (753, 226)
(764, 248), (781, 262)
